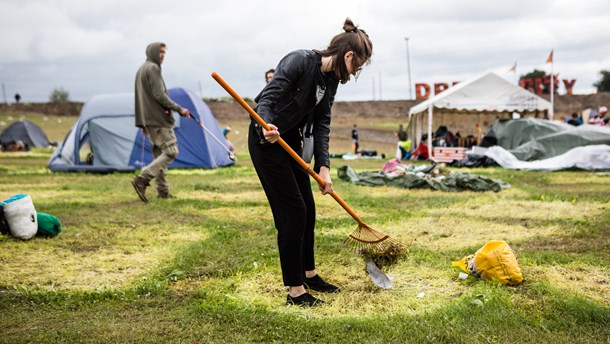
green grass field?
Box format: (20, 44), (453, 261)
(0, 113), (609, 343)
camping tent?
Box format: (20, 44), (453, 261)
(48, 87), (234, 172)
(407, 72), (552, 158)
(0, 120), (50, 150)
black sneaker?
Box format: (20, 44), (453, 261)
(303, 275), (340, 293)
(286, 292), (324, 307)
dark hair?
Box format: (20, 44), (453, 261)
(315, 18), (373, 84)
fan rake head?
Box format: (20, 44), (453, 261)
(346, 223), (413, 270)
(345, 223), (412, 255)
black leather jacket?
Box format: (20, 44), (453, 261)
(254, 49), (339, 170)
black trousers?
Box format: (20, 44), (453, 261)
(248, 123), (316, 286)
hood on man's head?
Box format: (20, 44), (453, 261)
(146, 42), (165, 65)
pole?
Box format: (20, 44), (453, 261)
(427, 105), (433, 159)
(405, 37), (413, 100)
(199, 80), (203, 99)
(372, 76), (375, 101)
(2, 83), (6, 104)
(513, 62), (518, 85)
(379, 72), (382, 100)
(549, 62), (554, 120)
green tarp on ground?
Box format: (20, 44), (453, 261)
(337, 165), (509, 192)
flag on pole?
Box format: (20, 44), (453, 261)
(508, 61), (517, 73)
(547, 49), (554, 120)
(546, 50), (554, 64)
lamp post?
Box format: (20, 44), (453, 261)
(404, 37), (413, 100)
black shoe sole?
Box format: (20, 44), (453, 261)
(286, 294), (324, 307)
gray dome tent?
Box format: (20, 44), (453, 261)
(0, 120), (50, 150)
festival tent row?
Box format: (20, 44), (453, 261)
(407, 72), (552, 157)
(48, 87), (234, 173)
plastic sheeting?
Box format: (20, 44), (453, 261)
(508, 125), (610, 161)
(484, 145), (610, 171)
(492, 118), (571, 150)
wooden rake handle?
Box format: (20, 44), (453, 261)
(211, 72), (364, 226)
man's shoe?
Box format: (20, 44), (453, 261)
(286, 293), (324, 307)
(303, 274), (340, 293)
(131, 176), (149, 203)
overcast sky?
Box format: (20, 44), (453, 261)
(1, 0), (609, 103)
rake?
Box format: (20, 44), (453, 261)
(189, 115), (236, 162)
(211, 72), (409, 254)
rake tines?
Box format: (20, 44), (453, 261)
(346, 223), (413, 270)
(345, 223), (412, 255)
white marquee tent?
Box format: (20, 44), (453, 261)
(407, 72), (552, 157)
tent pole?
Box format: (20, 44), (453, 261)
(427, 105), (433, 159)
(415, 113), (424, 146)
(408, 114), (414, 147)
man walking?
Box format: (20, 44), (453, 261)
(132, 42), (190, 203)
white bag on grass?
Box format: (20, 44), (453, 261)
(1, 194), (38, 240)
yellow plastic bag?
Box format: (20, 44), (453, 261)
(452, 240), (524, 285)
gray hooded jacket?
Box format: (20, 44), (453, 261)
(134, 42), (182, 128)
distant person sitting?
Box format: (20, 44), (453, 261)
(265, 69), (275, 84)
(4, 140), (28, 152)
(410, 134), (429, 161)
(223, 126), (235, 153)
(433, 125), (456, 147)
(567, 112), (581, 126)
(589, 107), (607, 125)
(598, 106), (608, 125)
(395, 124), (411, 160)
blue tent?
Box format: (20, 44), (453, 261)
(1, 120), (50, 150)
(49, 87), (234, 172)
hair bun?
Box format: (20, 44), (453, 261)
(343, 17), (358, 33)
